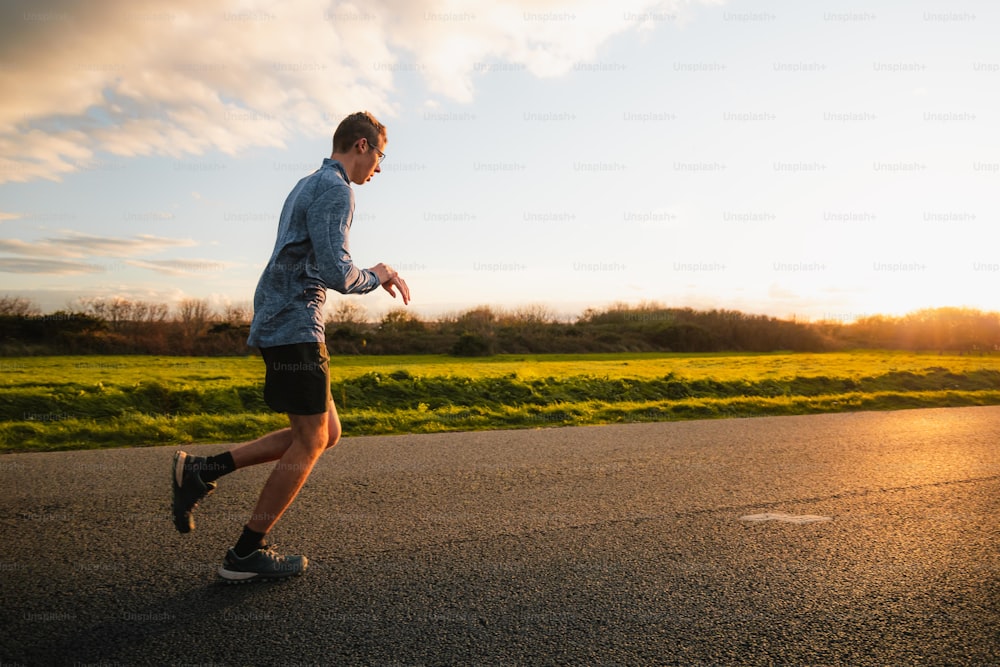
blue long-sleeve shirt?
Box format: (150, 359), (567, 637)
(247, 159), (381, 348)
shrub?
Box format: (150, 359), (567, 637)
(450, 332), (494, 357)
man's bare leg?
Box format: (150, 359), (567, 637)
(228, 428), (293, 468)
(228, 400), (340, 470)
(216, 402), (340, 582)
(245, 400), (341, 534)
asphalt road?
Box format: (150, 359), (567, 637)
(1, 406), (998, 666)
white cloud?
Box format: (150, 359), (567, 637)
(0, 0), (707, 183)
(0, 257), (104, 274)
(380, 0), (702, 101)
(125, 258), (237, 276)
(0, 232), (196, 258)
(0, 0), (394, 183)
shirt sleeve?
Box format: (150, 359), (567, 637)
(306, 185), (382, 295)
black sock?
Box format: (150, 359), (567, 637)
(199, 452), (236, 483)
(234, 525), (267, 558)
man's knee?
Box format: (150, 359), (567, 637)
(289, 413), (331, 455)
(303, 428), (329, 457)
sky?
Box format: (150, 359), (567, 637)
(1, 0), (997, 323)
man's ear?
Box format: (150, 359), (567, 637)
(355, 138), (367, 152)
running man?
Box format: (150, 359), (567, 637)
(171, 111), (409, 583)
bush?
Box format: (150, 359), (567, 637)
(450, 332), (494, 357)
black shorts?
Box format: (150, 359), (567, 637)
(259, 342), (332, 415)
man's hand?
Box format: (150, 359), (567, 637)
(382, 274), (410, 305)
(368, 263), (410, 305)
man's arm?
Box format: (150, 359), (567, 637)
(306, 186), (381, 295)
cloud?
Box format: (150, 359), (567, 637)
(0, 0), (393, 183)
(0, 232), (196, 258)
(381, 0), (702, 101)
(0, 212), (20, 221)
(0, 0), (706, 183)
(0, 257), (104, 274)
(125, 258), (236, 276)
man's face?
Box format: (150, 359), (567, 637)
(353, 137), (384, 184)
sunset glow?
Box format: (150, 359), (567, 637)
(1, 0), (997, 321)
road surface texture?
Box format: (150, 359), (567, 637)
(1, 406), (998, 666)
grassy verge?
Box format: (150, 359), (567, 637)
(2, 352), (1000, 452)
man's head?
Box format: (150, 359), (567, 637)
(331, 111), (387, 185)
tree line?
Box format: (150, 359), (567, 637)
(1, 295), (998, 356)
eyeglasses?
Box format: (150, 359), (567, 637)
(368, 141), (386, 164)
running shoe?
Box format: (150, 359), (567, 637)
(171, 450), (217, 534)
(217, 546), (308, 583)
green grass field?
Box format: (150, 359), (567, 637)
(2, 351), (1000, 453)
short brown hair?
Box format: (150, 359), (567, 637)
(332, 111), (386, 153)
